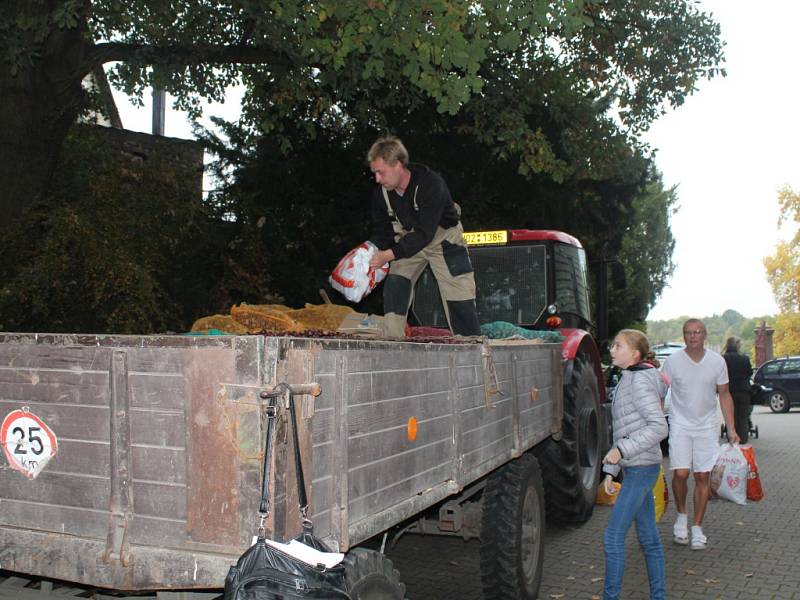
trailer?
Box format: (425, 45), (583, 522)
(0, 229), (611, 599)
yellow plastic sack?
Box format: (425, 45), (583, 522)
(596, 466), (669, 522)
(653, 465), (669, 522)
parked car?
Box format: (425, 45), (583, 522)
(752, 356), (800, 413)
(651, 342), (685, 365)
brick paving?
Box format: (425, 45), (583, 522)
(387, 406), (800, 599)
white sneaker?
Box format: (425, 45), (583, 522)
(690, 526), (707, 551)
(673, 514), (689, 545)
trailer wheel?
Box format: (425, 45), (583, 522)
(536, 353), (602, 523)
(479, 453), (545, 600)
(344, 548), (406, 600)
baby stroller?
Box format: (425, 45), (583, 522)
(720, 419), (758, 440)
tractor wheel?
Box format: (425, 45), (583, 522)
(479, 453), (545, 600)
(343, 548), (406, 600)
(535, 353), (603, 523)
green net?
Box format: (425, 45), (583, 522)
(480, 321), (564, 342)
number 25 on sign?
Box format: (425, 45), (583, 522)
(1, 408), (58, 479)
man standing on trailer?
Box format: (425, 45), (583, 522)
(366, 135), (481, 339)
(663, 318), (739, 551)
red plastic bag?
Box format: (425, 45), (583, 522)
(329, 241), (389, 303)
(739, 444), (764, 501)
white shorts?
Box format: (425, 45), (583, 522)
(668, 425), (719, 472)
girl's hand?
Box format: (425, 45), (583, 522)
(603, 447), (622, 465)
(604, 474), (616, 495)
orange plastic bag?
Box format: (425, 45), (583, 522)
(740, 444), (764, 501)
(596, 479), (621, 505)
(596, 467), (668, 523)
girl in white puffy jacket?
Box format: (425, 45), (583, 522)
(601, 329), (669, 600)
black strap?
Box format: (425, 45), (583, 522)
(257, 383), (310, 524)
(288, 392), (308, 513)
(258, 393), (279, 517)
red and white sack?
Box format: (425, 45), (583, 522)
(710, 443), (748, 505)
(329, 241), (389, 303)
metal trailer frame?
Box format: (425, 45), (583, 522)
(0, 332), (561, 592)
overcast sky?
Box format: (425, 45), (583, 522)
(112, 1), (798, 322)
(642, 0), (798, 321)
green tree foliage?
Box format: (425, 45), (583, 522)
(201, 100), (674, 338)
(764, 185), (800, 354)
(0, 126), (216, 333)
(773, 313), (800, 356)
(1, 0), (726, 333)
(200, 0), (713, 329)
(198, 121), (379, 311)
(764, 186), (800, 313)
(609, 171), (677, 329)
(2, 0), (724, 228)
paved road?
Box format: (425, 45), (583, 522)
(387, 405), (800, 599)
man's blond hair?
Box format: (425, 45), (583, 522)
(367, 136), (409, 166)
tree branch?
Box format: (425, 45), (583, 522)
(89, 41), (301, 71)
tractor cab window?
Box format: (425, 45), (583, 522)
(410, 244), (547, 328)
(553, 243), (592, 327)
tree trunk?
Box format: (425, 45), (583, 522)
(1, 1), (90, 228)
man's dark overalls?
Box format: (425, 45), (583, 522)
(380, 187), (481, 338)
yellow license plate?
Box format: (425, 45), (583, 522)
(464, 230), (508, 245)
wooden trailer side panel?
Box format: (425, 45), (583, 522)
(0, 334), (263, 590)
(295, 339), (562, 551)
(0, 334), (562, 590)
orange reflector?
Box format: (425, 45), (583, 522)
(407, 417), (418, 442)
(546, 315), (562, 328)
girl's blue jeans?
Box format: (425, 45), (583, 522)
(603, 464), (666, 600)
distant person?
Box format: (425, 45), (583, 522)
(602, 329), (668, 600)
(722, 336), (754, 443)
(366, 135), (480, 338)
(663, 319), (739, 551)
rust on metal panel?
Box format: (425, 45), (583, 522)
(185, 346), (240, 546)
(214, 378), (274, 547)
(449, 354), (464, 486)
(550, 354), (566, 438)
(510, 352), (521, 456)
(0, 527), (235, 589)
(272, 345), (317, 542)
(481, 341), (501, 410)
(103, 350), (133, 568)
(216, 383), (263, 462)
(331, 355), (349, 551)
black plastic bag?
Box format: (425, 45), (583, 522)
(223, 533), (349, 599)
(223, 384), (351, 600)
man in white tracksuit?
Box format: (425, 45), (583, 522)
(663, 318), (739, 551)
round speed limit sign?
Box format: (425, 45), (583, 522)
(1, 408), (58, 479)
